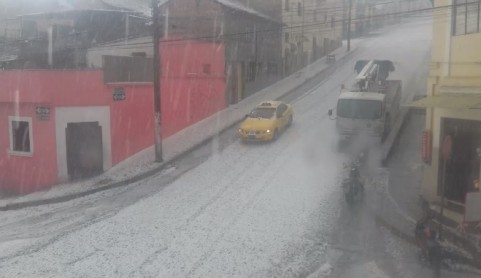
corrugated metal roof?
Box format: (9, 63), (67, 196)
(101, 0), (158, 17)
(1, 0), (279, 22)
(1, 0), (141, 18)
(215, 0), (279, 23)
(106, 0), (280, 22)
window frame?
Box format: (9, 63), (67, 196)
(466, 1), (479, 33)
(453, 0), (481, 36)
(8, 116), (34, 157)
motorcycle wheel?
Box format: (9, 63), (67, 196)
(345, 193), (353, 205)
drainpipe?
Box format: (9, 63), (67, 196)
(164, 6), (169, 38)
(447, 0), (454, 77)
(48, 26), (53, 67)
(347, 0), (352, 51)
(125, 14), (130, 43)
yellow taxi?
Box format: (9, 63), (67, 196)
(238, 101), (293, 141)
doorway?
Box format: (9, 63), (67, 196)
(66, 122), (103, 180)
(440, 118), (481, 203)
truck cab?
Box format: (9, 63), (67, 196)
(329, 59), (401, 142)
(335, 91), (387, 140)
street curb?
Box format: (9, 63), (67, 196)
(381, 51), (432, 165)
(381, 109), (412, 166)
(0, 48), (358, 212)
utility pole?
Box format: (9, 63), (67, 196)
(301, 0), (305, 66)
(347, 0), (353, 52)
(439, 135), (452, 239)
(152, 0), (163, 162)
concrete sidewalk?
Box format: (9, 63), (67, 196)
(0, 40), (361, 211)
(369, 105), (481, 268)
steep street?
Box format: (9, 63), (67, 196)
(2, 19), (469, 277)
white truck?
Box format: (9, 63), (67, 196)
(328, 60), (401, 143)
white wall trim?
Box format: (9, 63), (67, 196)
(55, 106), (111, 182)
(7, 116), (34, 157)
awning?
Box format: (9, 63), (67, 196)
(408, 95), (481, 110)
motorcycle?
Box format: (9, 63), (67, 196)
(414, 217), (443, 270)
(342, 162), (364, 205)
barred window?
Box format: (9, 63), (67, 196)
(454, 0), (481, 35)
(9, 117), (33, 156)
(467, 1), (479, 33)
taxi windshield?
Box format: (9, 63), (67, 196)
(248, 108), (276, 119)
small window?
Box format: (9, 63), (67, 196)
(454, 0), (467, 35)
(131, 52), (147, 57)
(466, 1), (479, 34)
(202, 64), (211, 75)
(245, 28), (252, 42)
(9, 116), (33, 156)
(248, 61), (256, 81)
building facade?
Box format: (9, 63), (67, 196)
(412, 0), (481, 223)
(0, 9), (150, 70)
(282, 0), (343, 74)
(0, 39), (225, 193)
(164, 0), (283, 104)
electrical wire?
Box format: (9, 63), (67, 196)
(0, 2), (473, 53)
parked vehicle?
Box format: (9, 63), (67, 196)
(329, 60), (401, 143)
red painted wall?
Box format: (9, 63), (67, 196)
(0, 103), (58, 192)
(0, 38), (225, 193)
(0, 72), (155, 192)
(161, 38), (225, 137)
(110, 85), (154, 165)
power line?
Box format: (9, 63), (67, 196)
(85, 3), (441, 50)
(3, 0), (426, 44)
(0, 2), (463, 53)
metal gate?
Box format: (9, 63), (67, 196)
(66, 122), (103, 180)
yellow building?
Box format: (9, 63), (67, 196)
(282, 0), (342, 74)
(413, 0), (481, 223)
